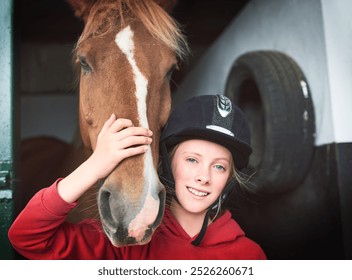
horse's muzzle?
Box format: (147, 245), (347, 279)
(98, 184), (166, 247)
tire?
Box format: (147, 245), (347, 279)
(225, 50), (315, 194)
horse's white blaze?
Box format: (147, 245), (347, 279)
(128, 149), (160, 242)
(115, 25), (149, 128)
(115, 26), (160, 241)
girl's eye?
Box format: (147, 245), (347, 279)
(214, 164), (225, 171)
(186, 158), (197, 164)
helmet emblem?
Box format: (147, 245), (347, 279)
(217, 95), (232, 117)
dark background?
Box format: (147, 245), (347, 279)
(14, 0), (250, 91)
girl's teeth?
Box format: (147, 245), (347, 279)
(187, 187), (208, 197)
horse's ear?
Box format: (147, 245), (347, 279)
(154, 0), (178, 13)
(66, 0), (96, 22)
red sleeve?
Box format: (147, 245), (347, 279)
(8, 179), (117, 259)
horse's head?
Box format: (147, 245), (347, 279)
(67, 0), (187, 246)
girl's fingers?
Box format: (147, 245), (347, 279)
(100, 114), (117, 134)
(118, 145), (150, 159)
(101, 117), (152, 139)
(113, 126), (153, 142)
(97, 116), (153, 160)
(117, 135), (152, 150)
(109, 118), (134, 133)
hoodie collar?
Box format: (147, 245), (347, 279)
(161, 208), (245, 247)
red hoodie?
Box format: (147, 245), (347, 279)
(8, 180), (266, 260)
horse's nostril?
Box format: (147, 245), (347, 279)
(99, 189), (114, 226)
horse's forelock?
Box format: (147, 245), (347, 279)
(75, 0), (189, 61)
(127, 0), (189, 60)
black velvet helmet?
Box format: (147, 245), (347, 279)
(158, 94), (252, 246)
(160, 94), (252, 169)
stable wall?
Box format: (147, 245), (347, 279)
(175, 0), (352, 146)
(19, 43), (78, 143)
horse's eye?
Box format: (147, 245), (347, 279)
(78, 56), (92, 74)
(166, 64), (177, 80)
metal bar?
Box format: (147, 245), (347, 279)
(0, 0), (15, 260)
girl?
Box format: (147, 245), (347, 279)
(8, 94), (266, 259)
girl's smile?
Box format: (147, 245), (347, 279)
(186, 186), (210, 197)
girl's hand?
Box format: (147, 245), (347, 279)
(88, 114), (153, 179)
(57, 114), (152, 203)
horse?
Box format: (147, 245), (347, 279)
(20, 0), (188, 248)
(69, 0), (188, 246)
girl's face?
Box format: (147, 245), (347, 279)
(170, 139), (232, 216)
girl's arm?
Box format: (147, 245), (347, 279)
(8, 115), (152, 259)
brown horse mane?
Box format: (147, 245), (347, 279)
(75, 0), (189, 60)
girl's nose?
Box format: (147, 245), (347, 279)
(195, 167), (210, 185)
